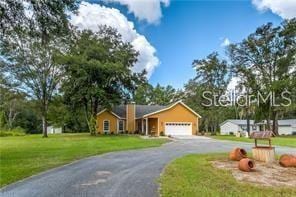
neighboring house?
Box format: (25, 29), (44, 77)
(96, 100), (201, 136)
(278, 119), (296, 135)
(260, 119), (296, 135)
(47, 126), (62, 134)
(220, 120), (259, 135)
(220, 119), (296, 136)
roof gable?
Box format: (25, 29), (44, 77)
(96, 109), (122, 119)
(142, 101), (202, 118)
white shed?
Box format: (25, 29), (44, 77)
(47, 126), (62, 134)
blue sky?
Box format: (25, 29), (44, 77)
(141, 1), (282, 89)
(80, 0), (293, 89)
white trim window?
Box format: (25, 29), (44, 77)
(118, 120), (124, 133)
(103, 120), (110, 133)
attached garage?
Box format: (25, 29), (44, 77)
(143, 101), (201, 136)
(165, 122), (192, 136)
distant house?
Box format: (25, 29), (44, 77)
(47, 126), (62, 134)
(260, 119), (296, 135)
(220, 119), (296, 136)
(96, 101), (201, 136)
(220, 120), (259, 135)
(278, 119), (296, 135)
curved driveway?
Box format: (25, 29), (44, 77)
(1, 137), (295, 197)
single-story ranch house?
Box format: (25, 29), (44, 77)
(220, 119), (296, 135)
(262, 119), (296, 135)
(220, 120), (259, 136)
(96, 101), (201, 136)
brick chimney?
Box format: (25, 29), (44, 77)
(126, 102), (135, 133)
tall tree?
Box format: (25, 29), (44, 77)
(133, 82), (182, 105)
(60, 27), (143, 135)
(228, 19), (296, 136)
(190, 52), (230, 133)
(133, 81), (154, 105)
(150, 84), (181, 105)
(0, 0), (78, 137)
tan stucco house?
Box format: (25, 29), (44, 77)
(96, 101), (201, 136)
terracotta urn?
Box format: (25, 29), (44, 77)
(229, 148), (247, 161)
(279, 154), (296, 167)
(238, 158), (255, 172)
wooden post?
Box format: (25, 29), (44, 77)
(145, 118), (148, 136)
(142, 119), (144, 134)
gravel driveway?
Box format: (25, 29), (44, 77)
(1, 137), (295, 197)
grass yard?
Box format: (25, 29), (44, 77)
(211, 135), (296, 147)
(0, 133), (168, 187)
(160, 154), (296, 197)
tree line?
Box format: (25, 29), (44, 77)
(0, 1), (295, 137)
(184, 20), (296, 135)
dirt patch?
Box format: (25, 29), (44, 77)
(212, 159), (296, 187)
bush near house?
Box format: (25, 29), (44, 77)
(0, 127), (26, 137)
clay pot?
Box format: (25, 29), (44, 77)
(279, 154), (296, 167)
(229, 148), (247, 161)
(238, 158), (255, 172)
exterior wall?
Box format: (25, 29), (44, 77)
(278, 126), (293, 135)
(135, 119), (142, 132)
(147, 103), (199, 135)
(126, 103), (135, 133)
(220, 122), (240, 135)
(47, 126), (62, 134)
(148, 118), (158, 135)
(96, 111), (119, 134)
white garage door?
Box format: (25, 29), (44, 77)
(165, 122), (192, 136)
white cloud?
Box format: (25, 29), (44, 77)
(252, 0), (296, 19)
(105, 0), (170, 24)
(221, 38), (231, 47)
(69, 2), (160, 78)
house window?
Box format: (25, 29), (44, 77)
(118, 120), (124, 131)
(103, 120), (110, 132)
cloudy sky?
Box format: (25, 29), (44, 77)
(70, 0), (296, 88)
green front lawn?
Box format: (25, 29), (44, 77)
(160, 154), (296, 197)
(211, 135), (296, 147)
(0, 133), (168, 187)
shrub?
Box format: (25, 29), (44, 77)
(160, 131), (165, 136)
(0, 127), (26, 137)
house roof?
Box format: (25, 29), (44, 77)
(110, 104), (167, 119)
(97, 100), (201, 119)
(142, 100), (202, 118)
(111, 105), (126, 118)
(135, 105), (166, 118)
(259, 119), (296, 126)
(220, 119), (256, 126)
(220, 119), (296, 127)
(278, 119), (296, 127)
